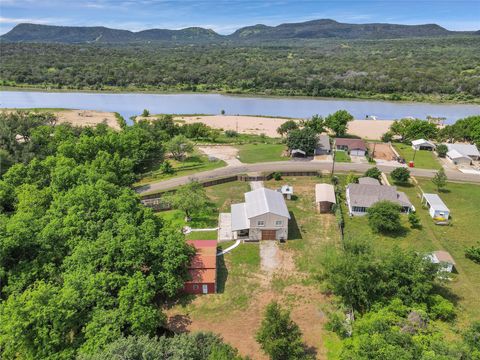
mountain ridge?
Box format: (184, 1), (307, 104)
(1, 19), (477, 43)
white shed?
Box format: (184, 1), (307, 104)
(446, 149), (472, 165)
(421, 193), (450, 220)
(427, 251), (456, 273)
(278, 185), (293, 200)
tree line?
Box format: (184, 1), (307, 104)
(1, 36), (479, 103)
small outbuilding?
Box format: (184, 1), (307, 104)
(278, 185), (293, 200)
(427, 250), (456, 273)
(412, 139), (435, 151)
(315, 183), (336, 213)
(291, 149), (306, 158)
(184, 240), (217, 294)
(421, 193), (450, 222)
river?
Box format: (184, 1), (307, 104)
(1, 91), (478, 124)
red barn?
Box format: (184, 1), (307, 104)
(183, 240), (217, 294)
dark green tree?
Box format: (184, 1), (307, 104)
(325, 110), (353, 137)
(436, 144), (448, 158)
(390, 167), (410, 183)
(364, 167), (382, 180)
(286, 127), (318, 155)
(277, 120), (299, 137)
(367, 201), (402, 233)
(256, 301), (308, 360)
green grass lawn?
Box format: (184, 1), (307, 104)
(342, 178), (480, 326)
(135, 151), (226, 185)
(236, 143), (287, 163)
(334, 150), (351, 163)
(393, 142), (442, 169)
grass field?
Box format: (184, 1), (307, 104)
(342, 177), (480, 327)
(236, 143), (287, 163)
(334, 150), (351, 163)
(135, 152), (226, 185)
(393, 142), (442, 169)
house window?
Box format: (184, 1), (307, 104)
(193, 285), (199, 290)
(257, 220), (265, 226)
(275, 220), (283, 226)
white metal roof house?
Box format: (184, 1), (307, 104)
(426, 250), (456, 273)
(421, 193), (450, 222)
(412, 139), (436, 151)
(445, 143), (480, 165)
(346, 183), (414, 216)
(315, 183), (336, 213)
(231, 187), (290, 241)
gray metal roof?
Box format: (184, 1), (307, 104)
(244, 187), (291, 219)
(412, 139), (435, 147)
(347, 184), (412, 208)
(358, 177), (380, 185)
(315, 183), (336, 203)
(423, 193), (449, 212)
(231, 203), (249, 231)
(446, 143), (480, 157)
(316, 135), (331, 151)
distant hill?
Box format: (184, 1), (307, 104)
(1, 20), (477, 44)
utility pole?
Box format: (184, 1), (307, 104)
(331, 150), (336, 177)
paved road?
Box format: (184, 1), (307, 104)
(136, 160), (480, 195)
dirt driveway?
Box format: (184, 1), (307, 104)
(197, 145), (243, 166)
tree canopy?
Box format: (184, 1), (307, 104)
(325, 110), (354, 137)
(0, 111), (195, 358)
(367, 200), (403, 233)
(286, 127), (318, 155)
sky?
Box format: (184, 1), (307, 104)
(0, 0), (479, 35)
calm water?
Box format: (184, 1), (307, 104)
(1, 91), (479, 124)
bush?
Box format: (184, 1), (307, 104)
(225, 130), (238, 138)
(436, 144), (448, 158)
(408, 212), (421, 228)
(160, 160), (174, 174)
(142, 109), (150, 117)
(272, 172), (282, 181)
(465, 246), (480, 264)
(429, 295), (456, 321)
(391, 167), (410, 183)
(367, 201), (402, 233)
(346, 172), (358, 184)
(364, 167), (382, 180)
(381, 132), (393, 142)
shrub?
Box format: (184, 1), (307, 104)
(381, 132), (393, 142)
(346, 172), (359, 184)
(429, 295), (456, 321)
(408, 212), (421, 228)
(436, 144), (448, 158)
(465, 246), (480, 264)
(272, 172), (282, 181)
(391, 167), (410, 183)
(367, 201), (402, 233)
(142, 109), (150, 117)
(364, 167), (382, 180)
(221, 109), (225, 115)
(225, 130), (238, 138)
(160, 160), (174, 174)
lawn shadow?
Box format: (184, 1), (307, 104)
(432, 283), (462, 307)
(379, 225), (410, 239)
(303, 344), (318, 359)
(394, 181), (414, 188)
(216, 252), (228, 293)
(288, 211), (303, 240)
(439, 188), (451, 193)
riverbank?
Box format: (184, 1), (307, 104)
(1, 85), (479, 105)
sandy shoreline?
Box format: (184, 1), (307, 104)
(2, 109), (121, 130)
(175, 115), (393, 140)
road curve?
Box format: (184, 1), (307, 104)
(136, 161), (480, 195)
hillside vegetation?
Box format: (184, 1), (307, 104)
(1, 36), (479, 103)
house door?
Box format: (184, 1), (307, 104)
(202, 284), (208, 294)
(261, 230), (277, 240)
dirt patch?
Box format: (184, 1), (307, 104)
(368, 142), (396, 160)
(55, 110), (121, 130)
(347, 120), (394, 140)
(197, 145), (242, 166)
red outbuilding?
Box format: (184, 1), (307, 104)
(183, 240), (217, 294)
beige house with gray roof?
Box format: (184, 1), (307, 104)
(346, 183), (413, 216)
